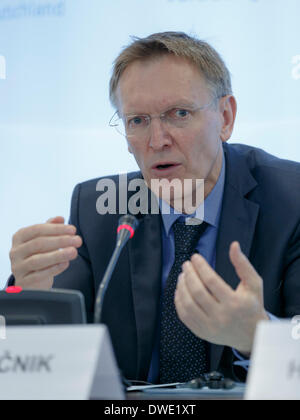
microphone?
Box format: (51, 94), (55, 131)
(94, 215), (140, 324)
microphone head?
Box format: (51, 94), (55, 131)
(117, 215), (139, 241)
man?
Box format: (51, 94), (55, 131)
(8, 32), (300, 384)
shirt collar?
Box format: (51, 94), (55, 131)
(159, 148), (226, 236)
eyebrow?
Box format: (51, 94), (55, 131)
(123, 102), (198, 116)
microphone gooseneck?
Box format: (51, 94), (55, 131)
(94, 215), (139, 324)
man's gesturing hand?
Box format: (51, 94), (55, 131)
(9, 216), (82, 290)
(174, 241), (269, 355)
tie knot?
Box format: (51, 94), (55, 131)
(173, 220), (208, 256)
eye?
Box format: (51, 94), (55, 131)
(177, 109), (190, 118)
(168, 109), (191, 120)
(127, 116), (147, 128)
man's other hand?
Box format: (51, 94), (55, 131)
(9, 216), (82, 290)
(175, 241), (269, 355)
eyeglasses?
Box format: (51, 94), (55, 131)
(109, 99), (217, 140)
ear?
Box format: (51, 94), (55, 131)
(219, 95), (237, 142)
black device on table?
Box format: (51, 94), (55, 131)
(0, 287), (86, 325)
(177, 371), (236, 390)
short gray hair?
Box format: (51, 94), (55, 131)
(109, 31), (233, 109)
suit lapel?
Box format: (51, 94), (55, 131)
(127, 185), (163, 380)
(210, 144), (260, 371)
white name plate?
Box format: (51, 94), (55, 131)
(246, 320), (300, 400)
(0, 325), (124, 400)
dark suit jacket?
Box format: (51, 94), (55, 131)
(53, 143), (300, 382)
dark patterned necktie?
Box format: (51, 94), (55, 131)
(159, 220), (209, 384)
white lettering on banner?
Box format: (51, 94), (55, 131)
(0, 55), (6, 80)
(292, 55), (300, 80)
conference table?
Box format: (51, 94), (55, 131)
(126, 384), (246, 401)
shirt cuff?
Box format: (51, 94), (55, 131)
(232, 312), (279, 371)
(232, 349), (250, 370)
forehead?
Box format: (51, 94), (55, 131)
(116, 54), (211, 114)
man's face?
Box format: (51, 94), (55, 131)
(116, 54), (235, 201)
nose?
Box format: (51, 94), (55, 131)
(148, 117), (173, 151)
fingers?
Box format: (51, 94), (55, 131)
(15, 247), (78, 277)
(175, 273), (209, 334)
(47, 216), (65, 224)
(180, 261), (219, 315)
(13, 235), (82, 261)
(229, 242), (262, 292)
(10, 216), (82, 290)
(12, 223), (77, 247)
(190, 253), (233, 302)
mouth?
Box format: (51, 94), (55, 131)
(151, 162), (181, 172)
